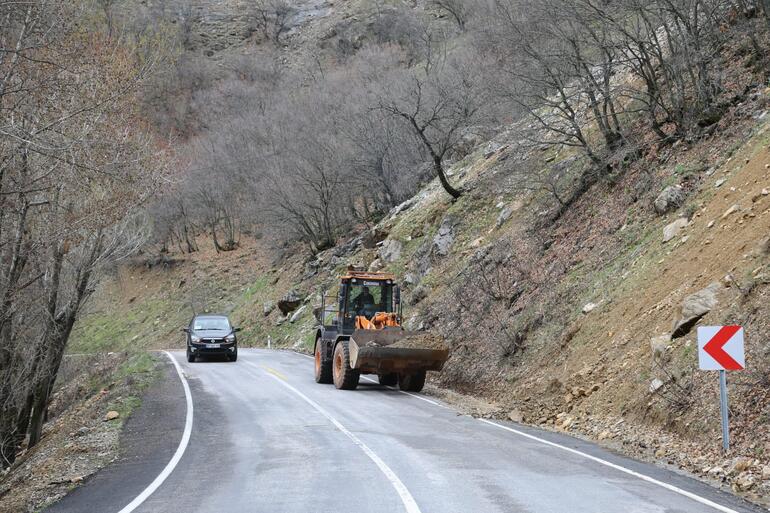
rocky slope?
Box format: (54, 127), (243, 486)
(65, 88), (770, 507)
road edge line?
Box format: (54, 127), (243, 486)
(478, 419), (741, 513)
(258, 366), (422, 513)
(293, 349), (746, 512)
(116, 351), (194, 513)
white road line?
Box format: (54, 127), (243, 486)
(360, 375), (448, 408)
(479, 419), (741, 513)
(117, 351), (194, 513)
(289, 350), (739, 512)
(255, 363), (422, 513)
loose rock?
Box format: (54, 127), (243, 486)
(721, 204), (740, 220)
(379, 239), (403, 263)
(663, 218), (689, 243)
(654, 185), (685, 215)
(672, 282), (721, 337)
(277, 290), (303, 315)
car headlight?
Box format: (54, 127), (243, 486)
(191, 335), (201, 343)
(225, 334), (236, 343)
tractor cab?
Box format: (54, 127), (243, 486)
(331, 272), (401, 333)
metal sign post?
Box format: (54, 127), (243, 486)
(718, 369), (729, 451)
(697, 326), (745, 453)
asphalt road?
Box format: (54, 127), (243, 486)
(49, 349), (766, 513)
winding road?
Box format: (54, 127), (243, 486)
(48, 349), (765, 513)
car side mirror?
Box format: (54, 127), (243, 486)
(233, 327), (242, 332)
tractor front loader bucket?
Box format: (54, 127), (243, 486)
(347, 328), (449, 375)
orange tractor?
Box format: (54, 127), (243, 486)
(313, 271), (448, 391)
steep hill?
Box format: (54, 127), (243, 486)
(68, 83), (770, 506)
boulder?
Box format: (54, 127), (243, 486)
(663, 218), (689, 243)
(433, 218), (455, 257)
(508, 410), (524, 423)
(289, 305), (307, 323)
(496, 207), (513, 228)
(277, 290), (303, 315)
(582, 302), (597, 314)
(368, 258), (384, 272)
(649, 378), (664, 393)
(654, 185), (685, 215)
(103, 411), (120, 422)
(262, 301), (275, 316)
(379, 239), (402, 263)
(672, 282), (721, 338)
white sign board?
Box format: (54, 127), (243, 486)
(697, 326), (745, 371)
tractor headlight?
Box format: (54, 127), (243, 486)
(225, 334), (236, 343)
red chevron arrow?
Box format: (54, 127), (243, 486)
(702, 325), (743, 370)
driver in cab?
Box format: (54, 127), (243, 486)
(353, 286), (375, 315)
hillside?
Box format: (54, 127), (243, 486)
(67, 82), (770, 506)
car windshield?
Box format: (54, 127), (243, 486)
(193, 317), (230, 331)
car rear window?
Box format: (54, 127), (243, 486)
(193, 317), (230, 331)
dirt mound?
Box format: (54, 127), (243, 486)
(389, 332), (448, 351)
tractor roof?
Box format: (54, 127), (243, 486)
(340, 271), (396, 282)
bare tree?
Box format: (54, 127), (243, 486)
(247, 0), (296, 46)
(377, 49), (494, 199)
(430, 0), (472, 31)
(0, 0), (169, 467)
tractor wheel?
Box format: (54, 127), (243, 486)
(314, 340), (333, 384)
(398, 371), (426, 392)
(332, 341), (359, 390)
(378, 373), (398, 386)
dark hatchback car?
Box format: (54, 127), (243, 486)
(184, 314), (241, 362)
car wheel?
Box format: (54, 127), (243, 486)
(228, 348), (238, 362)
(186, 348), (196, 363)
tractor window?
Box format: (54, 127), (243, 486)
(348, 281), (393, 319)
(321, 285), (339, 326)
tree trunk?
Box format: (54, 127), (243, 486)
(433, 156), (462, 199)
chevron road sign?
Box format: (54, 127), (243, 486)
(697, 326), (745, 452)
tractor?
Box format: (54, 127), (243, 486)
(313, 271), (448, 391)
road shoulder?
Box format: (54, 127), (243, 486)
(46, 355), (187, 513)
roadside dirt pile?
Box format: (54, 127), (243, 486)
(389, 332), (448, 351)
